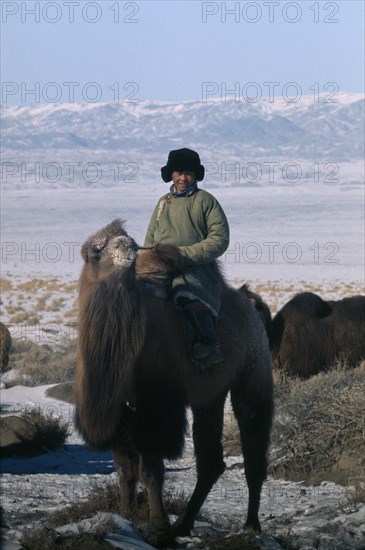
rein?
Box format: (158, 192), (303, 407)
(136, 269), (170, 279)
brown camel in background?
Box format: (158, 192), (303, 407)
(270, 292), (365, 377)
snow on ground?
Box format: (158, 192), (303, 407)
(1, 184), (364, 283)
(1, 384), (365, 549)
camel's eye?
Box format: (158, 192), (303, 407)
(91, 238), (107, 255)
(92, 243), (103, 254)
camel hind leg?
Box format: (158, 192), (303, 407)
(230, 364), (273, 532)
(173, 390), (228, 536)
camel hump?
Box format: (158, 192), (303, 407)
(152, 243), (186, 271)
(334, 296), (365, 320)
(288, 292), (332, 318)
(136, 243), (186, 281)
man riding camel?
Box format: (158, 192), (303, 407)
(144, 148), (230, 371)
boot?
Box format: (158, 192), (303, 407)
(181, 301), (223, 367)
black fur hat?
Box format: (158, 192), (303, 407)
(161, 148), (205, 182)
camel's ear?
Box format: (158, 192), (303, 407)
(81, 237), (107, 264)
(109, 218), (127, 237)
(81, 243), (89, 263)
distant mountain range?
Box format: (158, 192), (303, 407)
(2, 93), (364, 188)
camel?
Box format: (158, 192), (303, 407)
(271, 292), (365, 377)
(0, 322), (12, 373)
(238, 284), (272, 336)
(75, 219), (273, 546)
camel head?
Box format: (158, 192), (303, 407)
(81, 219), (186, 283)
(81, 219), (139, 271)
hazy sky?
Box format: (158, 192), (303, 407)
(1, 0), (364, 105)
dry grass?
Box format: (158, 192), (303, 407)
(231, 279), (365, 316)
(194, 526), (302, 550)
(21, 409), (69, 453)
(4, 305), (20, 315)
(195, 531), (261, 550)
(16, 279), (64, 293)
(20, 520), (116, 550)
(6, 338), (76, 387)
(46, 481), (122, 528)
(20, 481), (127, 550)
(64, 307), (79, 319)
(0, 278), (13, 292)
(269, 362), (365, 485)
(44, 480), (185, 531)
(1, 277), (78, 339)
(222, 362), (365, 486)
(349, 480), (365, 505)
(8, 312), (41, 325)
(1, 409), (69, 457)
(195, 530), (301, 550)
(34, 295), (52, 310)
(46, 297), (66, 311)
(19, 481), (199, 549)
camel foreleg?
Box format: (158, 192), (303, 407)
(138, 455), (175, 548)
(112, 448), (140, 520)
(138, 455), (166, 524)
(173, 391), (227, 536)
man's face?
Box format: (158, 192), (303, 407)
(172, 171), (196, 193)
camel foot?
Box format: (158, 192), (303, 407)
(244, 518), (261, 533)
(172, 514), (193, 537)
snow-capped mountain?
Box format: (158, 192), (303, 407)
(1, 93), (364, 188)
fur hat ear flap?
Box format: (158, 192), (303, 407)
(161, 165), (173, 183)
(161, 148), (205, 182)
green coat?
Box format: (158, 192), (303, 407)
(144, 188), (230, 314)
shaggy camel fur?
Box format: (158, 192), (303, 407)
(271, 292), (365, 377)
(75, 219), (273, 547)
(238, 284), (272, 337)
(0, 322), (12, 373)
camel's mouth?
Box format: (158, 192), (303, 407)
(108, 236), (138, 268)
